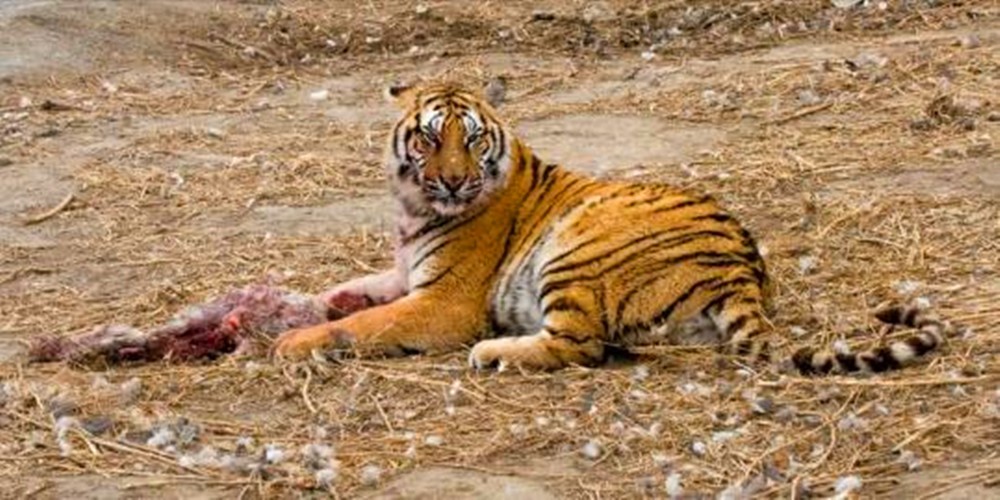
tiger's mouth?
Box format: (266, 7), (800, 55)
(422, 178), (484, 215)
(427, 191), (480, 215)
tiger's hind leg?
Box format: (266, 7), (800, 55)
(469, 285), (605, 371)
(703, 283), (774, 362)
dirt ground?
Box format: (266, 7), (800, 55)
(1, 0), (999, 498)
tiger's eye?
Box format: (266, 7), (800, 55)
(471, 137), (488, 154)
(413, 133), (434, 153)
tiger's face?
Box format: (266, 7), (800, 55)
(386, 82), (511, 217)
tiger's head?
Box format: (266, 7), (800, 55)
(385, 80), (512, 217)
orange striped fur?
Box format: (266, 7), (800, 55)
(273, 82), (957, 374)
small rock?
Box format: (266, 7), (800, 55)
(774, 405), (798, 422)
(897, 450), (922, 471)
(956, 34), (981, 49)
(690, 440), (707, 456)
(81, 416), (114, 436)
(641, 51), (656, 62)
(46, 396), (78, 419)
(750, 397), (774, 415)
(831, 0), (864, 9)
(18, 96), (32, 108)
(204, 127), (226, 139)
(414, 4), (429, 15)
(309, 89), (330, 101)
(424, 435), (444, 447)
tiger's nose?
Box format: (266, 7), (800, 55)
(440, 174), (467, 193)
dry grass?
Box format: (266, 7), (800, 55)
(1, 0), (999, 498)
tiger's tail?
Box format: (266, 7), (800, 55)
(790, 302), (959, 375)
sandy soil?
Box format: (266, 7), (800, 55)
(1, 1), (998, 498)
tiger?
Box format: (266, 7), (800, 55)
(273, 80), (956, 375)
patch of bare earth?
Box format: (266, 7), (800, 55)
(1, 0), (999, 498)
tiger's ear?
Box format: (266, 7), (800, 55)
(385, 82), (418, 107)
(483, 76), (506, 108)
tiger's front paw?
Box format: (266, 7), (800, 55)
(320, 289), (375, 320)
(468, 335), (556, 371)
(273, 324), (353, 360)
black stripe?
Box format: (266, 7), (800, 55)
(508, 179), (595, 273)
(540, 227), (685, 277)
(863, 347), (903, 372)
(628, 275), (759, 333)
(615, 276), (723, 334)
(692, 213), (733, 224)
(792, 349), (816, 374)
(648, 276), (728, 326)
(624, 193), (671, 208)
(814, 355), (835, 374)
(905, 334), (937, 356)
(487, 310), (507, 337)
(875, 306), (905, 325)
(412, 265), (454, 290)
(652, 195), (712, 214)
(725, 314), (752, 336)
(411, 237), (455, 269)
(537, 234), (606, 274)
(488, 218), (520, 278)
(530, 163), (566, 204)
(527, 154), (544, 193)
(402, 215), (451, 245)
(391, 118), (408, 161)
(540, 163), (559, 185)
(410, 204), (489, 256)
(492, 126), (506, 164)
(701, 290), (740, 315)
(835, 352), (860, 372)
(619, 253), (750, 292)
(542, 228), (732, 279)
(542, 297), (585, 315)
(601, 236), (745, 278)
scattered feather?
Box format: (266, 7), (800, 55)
(834, 475), (863, 495)
(264, 443), (285, 464)
(665, 471), (683, 498)
(581, 439), (602, 459)
(359, 464), (382, 487)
